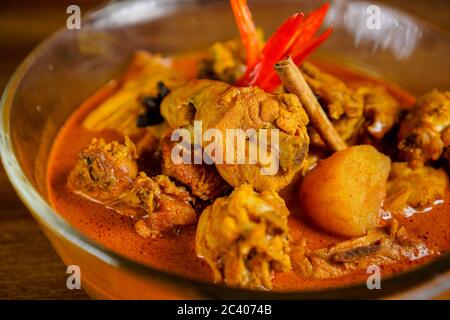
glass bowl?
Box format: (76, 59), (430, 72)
(1, 0), (449, 299)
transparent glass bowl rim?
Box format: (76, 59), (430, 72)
(1, 0), (449, 299)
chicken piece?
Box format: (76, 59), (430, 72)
(291, 220), (430, 279)
(198, 31), (264, 83)
(301, 62), (363, 121)
(384, 162), (449, 216)
(82, 51), (186, 136)
(68, 137), (139, 203)
(198, 40), (246, 84)
(130, 174), (198, 238)
(160, 80), (213, 129)
(194, 82), (310, 191)
(356, 85), (401, 139)
(68, 138), (197, 238)
(302, 62), (400, 146)
(160, 129), (230, 200)
(161, 79), (310, 191)
(196, 184), (291, 290)
(398, 90), (450, 168)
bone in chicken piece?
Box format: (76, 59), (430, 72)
(384, 162), (449, 216)
(160, 129), (230, 200)
(356, 85), (400, 140)
(291, 220), (430, 279)
(301, 62), (363, 121)
(301, 62), (400, 146)
(161, 79), (310, 192)
(68, 138), (197, 238)
(68, 137), (139, 203)
(195, 184), (291, 290)
(398, 90), (450, 168)
(129, 174), (198, 238)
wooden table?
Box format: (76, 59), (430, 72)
(0, 0), (101, 300)
(0, 0), (449, 300)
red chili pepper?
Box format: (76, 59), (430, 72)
(249, 13), (304, 86)
(233, 2), (332, 92)
(236, 13), (304, 86)
(292, 27), (333, 64)
(230, 0), (261, 69)
(260, 27), (333, 91)
(289, 3), (330, 55)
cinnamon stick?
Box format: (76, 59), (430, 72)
(274, 56), (347, 152)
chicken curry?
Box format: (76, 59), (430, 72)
(47, 2), (450, 291)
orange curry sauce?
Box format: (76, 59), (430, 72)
(47, 57), (450, 291)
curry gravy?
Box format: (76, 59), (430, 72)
(47, 58), (450, 291)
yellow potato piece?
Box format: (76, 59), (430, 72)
(300, 145), (391, 238)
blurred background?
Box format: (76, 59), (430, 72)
(0, 0), (449, 299)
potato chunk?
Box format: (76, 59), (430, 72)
(300, 145), (391, 238)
